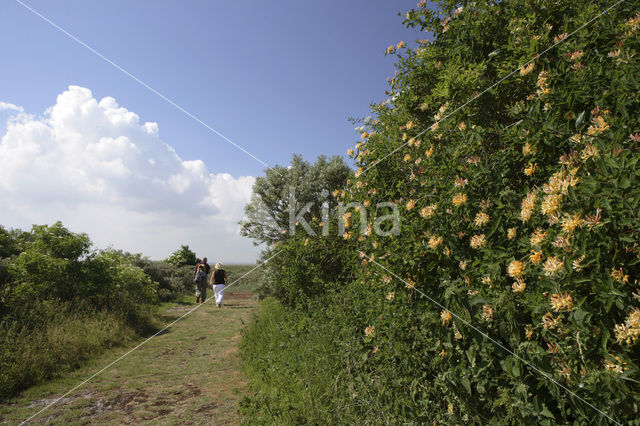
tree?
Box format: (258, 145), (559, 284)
(165, 245), (197, 267)
(240, 154), (352, 246)
(0, 226), (19, 259)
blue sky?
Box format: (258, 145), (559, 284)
(1, 0), (421, 175)
(0, 0), (425, 261)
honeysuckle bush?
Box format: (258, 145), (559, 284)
(342, 0), (640, 422)
(241, 0), (640, 424)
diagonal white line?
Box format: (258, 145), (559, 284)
(360, 0), (625, 177)
(20, 250), (282, 425)
(13, 0), (276, 173)
(364, 253), (620, 425)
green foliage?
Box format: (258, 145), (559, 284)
(165, 244), (198, 267)
(240, 298), (347, 424)
(0, 310), (139, 398)
(241, 154), (355, 305)
(0, 225), (20, 259)
(0, 222), (189, 399)
(242, 0), (640, 423)
(257, 228), (357, 308)
(240, 154), (351, 246)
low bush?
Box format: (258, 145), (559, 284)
(0, 222), (189, 399)
(0, 308), (146, 398)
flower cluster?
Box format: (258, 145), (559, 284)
(473, 212), (490, 227)
(543, 256), (564, 277)
(522, 142), (536, 156)
(452, 192), (467, 207)
(520, 192), (537, 221)
(420, 203), (437, 218)
(525, 325), (534, 339)
(611, 267), (629, 284)
(542, 312), (561, 329)
(470, 234), (486, 249)
(482, 304), (494, 321)
(512, 279), (526, 293)
(550, 292), (573, 311)
(520, 62), (534, 76)
(614, 309), (640, 346)
(507, 260), (525, 279)
(530, 250), (543, 265)
(561, 212), (583, 234)
(524, 162), (536, 176)
(428, 235), (444, 249)
(530, 228), (546, 247)
(441, 310), (453, 325)
(604, 354), (628, 374)
(536, 70), (551, 96)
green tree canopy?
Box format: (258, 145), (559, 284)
(240, 154), (351, 246)
(0, 226), (19, 259)
(165, 245), (198, 267)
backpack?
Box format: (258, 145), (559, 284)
(194, 265), (206, 284)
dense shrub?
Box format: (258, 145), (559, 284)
(242, 0), (640, 423)
(0, 222), (190, 398)
(257, 222), (358, 308)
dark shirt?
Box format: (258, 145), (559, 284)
(213, 269), (226, 284)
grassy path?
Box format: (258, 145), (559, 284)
(0, 292), (257, 425)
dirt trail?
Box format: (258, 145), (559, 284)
(0, 292), (257, 425)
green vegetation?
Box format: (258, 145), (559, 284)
(240, 154), (351, 246)
(223, 264), (265, 293)
(0, 293), (257, 424)
(0, 222), (194, 399)
(165, 244), (198, 267)
(240, 0), (640, 423)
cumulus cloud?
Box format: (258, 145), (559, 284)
(0, 86), (260, 262)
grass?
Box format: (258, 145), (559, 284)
(0, 310), (147, 400)
(0, 292), (258, 425)
(239, 297), (344, 424)
(216, 264), (264, 294)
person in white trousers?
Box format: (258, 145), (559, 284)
(210, 262), (227, 308)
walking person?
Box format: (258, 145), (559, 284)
(193, 257), (211, 303)
(194, 263), (208, 303)
(193, 257), (211, 278)
(210, 262), (227, 308)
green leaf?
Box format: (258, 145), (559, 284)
(460, 376), (472, 394)
(572, 309), (588, 326)
(575, 111), (585, 131)
(540, 405), (555, 419)
(469, 295), (488, 306)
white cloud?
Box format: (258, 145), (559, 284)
(0, 101), (23, 113)
(0, 86), (260, 262)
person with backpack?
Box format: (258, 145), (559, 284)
(194, 263), (208, 303)
(210, 262), (227, 308)
(193, 257), (211, 278)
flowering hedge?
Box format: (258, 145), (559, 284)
(243, 0), (640, 423)
(337, 0), (640, 422)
